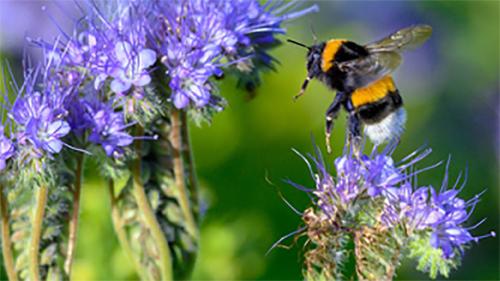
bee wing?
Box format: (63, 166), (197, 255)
(336, 25), (431, 88)
(364, 24), (433, 52)
(337, 51), (402, 87)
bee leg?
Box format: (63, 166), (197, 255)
(325, 92), (345, 154)
(347, 112), (362, 158)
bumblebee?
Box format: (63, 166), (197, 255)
(289, 25), (432, 153)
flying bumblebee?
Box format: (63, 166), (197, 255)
(289, 25), (432, 153)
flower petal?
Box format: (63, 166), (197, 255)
(134, 74), (151, 87)
(111, 79), (132, 93)
(139, 49), (157, 69)
(115, 41), (133, 64)
(173, 92), (189, 108)
(44, 139), (63, 154)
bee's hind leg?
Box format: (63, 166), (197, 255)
(347, 112), (362, 158)
(325, 92), (345, 154)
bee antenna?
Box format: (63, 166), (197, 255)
(287, 39), (310, 50)
(310, 23), (318, 44)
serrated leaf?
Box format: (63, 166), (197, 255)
(40, 244), (58, 265)
(408, 233), (461, 279)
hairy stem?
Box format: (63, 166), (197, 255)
(133, 125), (173, 280)
(29, 185), (48, 281)
(64, 153), (85, 276)
(179, 110), (199, 222)
(107, 179), (149, 281)
(0, 184), (18, 281)
(354, 229), (367, 281)
(170, 109), (198, 240)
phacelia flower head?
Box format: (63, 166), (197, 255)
(36, 0), (156, 96)
(152, 0), (318, 109)
(8, 60), (75, 159)
(87, 102), (133, 157)
(380, 159), (496, 259)
(304, 144), (417, 211)
(282, 143), (495, 280)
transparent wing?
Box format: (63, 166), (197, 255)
(365, 24), (433, 52)
(336, 25), (431, 87)
(337, 51), (402, 87)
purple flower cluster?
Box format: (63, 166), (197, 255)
(290, 145), (494, 260)
(0, 60), (75, 166)
(308, 146), (411, 207)
(383, 181), (495, 258)
(152, 0), (318, 108)
(7, 0), (315, 163)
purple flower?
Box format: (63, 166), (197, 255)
(381, 163), (495, 259)
(33, 0), (317, 110)
(110, 41), (157, 93)
(382, 183), (430, 230)
(87, 103), (133, 157)
(425, 187), (492, 258)
(288, 143), (494, 261)
(326, 147), (408, 204)
(35, 0), (154, 94)
(24, 114), (70, 154)
(287, 144), (415, 224)
(0, 127), (15, 170)
(11, 93), (71, 155)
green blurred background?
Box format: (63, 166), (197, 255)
(1, 1), (499, 280)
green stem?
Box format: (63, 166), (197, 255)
(0, 184), (18, 281)
(107, 179), (149, 281)
(29, 185), (48, 281)
(64, 153), (85, 276)
(133, 126), (173, 281)
(170, 109), (198, 240)
(179, 110), (199, 223)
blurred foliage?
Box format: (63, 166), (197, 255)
(0, 1), (498, 280)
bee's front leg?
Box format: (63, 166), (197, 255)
(325, 92), (345, 154)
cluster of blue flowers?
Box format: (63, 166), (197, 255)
(291, 145), (494, 261)
(0, 0), (318, 169)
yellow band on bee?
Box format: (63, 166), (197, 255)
(321, 39), (346, 72)
(351, 76), (396, 107)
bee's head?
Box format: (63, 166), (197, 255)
(287, 39), (324, 100)
(306, 44), (325, 78)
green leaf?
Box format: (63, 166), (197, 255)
(408, 232), (461, 279)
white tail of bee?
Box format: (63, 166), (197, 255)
(364, 108), (407, 145)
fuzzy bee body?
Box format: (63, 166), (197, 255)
(290, 25), (432, 152)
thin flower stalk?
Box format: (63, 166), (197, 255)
(29, 185), (49, 281)
(180, 110), (200, 222)
(132, 126), (173, 281)
(0, 184), (18, 281)
(64, 153), (85, 276)
(170, 109), (198, 240)
(108, 179), (149, 281)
